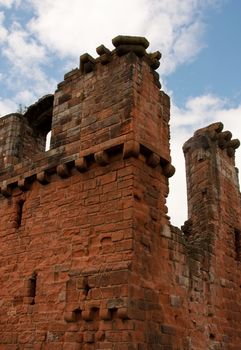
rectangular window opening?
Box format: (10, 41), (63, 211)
(45, 130), (51, 151)
(28, 272), (37, 305)
(234, 229), (241, 261)
(16, 199), (25, 227)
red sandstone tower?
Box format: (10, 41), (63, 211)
(0, 36), (240, 350)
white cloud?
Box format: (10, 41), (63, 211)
(172, 94), (226, 127)
(0, 0), (15, 7)
(14, 89), (35, 106)
(168, 95), (241, 227)
(0, 0), (222, 108)
(27, 0), (148, 56)
(0, 0), (21, 8)
(172, 21), (205, 62)
(3, 22), (46, 69)
(0, 97), (17, 115)
(1, 22), (56, 106)
(27, 0), (221, 76)
(0, 11), (7, 42)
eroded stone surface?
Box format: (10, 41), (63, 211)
(0, 35), (240, 349)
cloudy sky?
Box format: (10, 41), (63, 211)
(0, 0), (240, 227)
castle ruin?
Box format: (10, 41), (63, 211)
(0, 36), (240, 349)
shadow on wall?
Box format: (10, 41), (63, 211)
(24, 94), (54, 152)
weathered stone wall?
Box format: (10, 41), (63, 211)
(0, 113), (47, 171)
(183, 124), (241, 349)
(0, 36), (240, 350)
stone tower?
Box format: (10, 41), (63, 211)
(0, 36), (240, 350)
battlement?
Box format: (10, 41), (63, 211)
(183, 121), (240, 165)
(0, 35), (174, 198)
(51, 35), (167, 155)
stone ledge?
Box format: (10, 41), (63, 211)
(0, 139), (175, 197)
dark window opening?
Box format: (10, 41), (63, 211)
(84, 282), (91, 296)
(28, 272), (37, 304)
(234, 229), (241, 261)
(91, 307), (99, 321)
(110, 308), (118, 320)
(16, 199), (25, 227)
(73, 308), (82, 322)
(24, 94), (53, 153)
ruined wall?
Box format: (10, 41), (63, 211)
(182, 124), (241, 349)
(0, 36), (240, 350)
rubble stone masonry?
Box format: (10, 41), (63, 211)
(0, 36), (240, 349)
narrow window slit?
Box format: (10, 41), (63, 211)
(84, 282), (91, 296)
(16, 199), (25, 227)
(45, 131), (51, 151)
(28, 272), (37, 305)
(234, 229), (241, 261)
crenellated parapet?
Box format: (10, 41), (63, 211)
(183, 121), (240, 161)
(183, 122), (240, 211)
(78, 35), (161, 79)
(51, 36), (166, 157)
(0, 35), (175, 198)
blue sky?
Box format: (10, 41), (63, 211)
(167, 0), (241, 106)
(0, 0), (240, 226)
